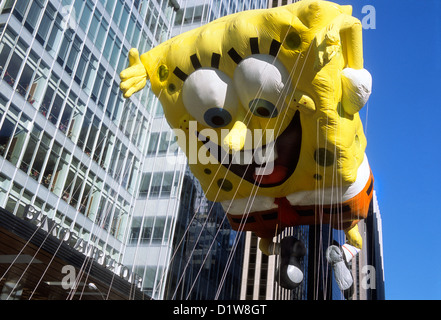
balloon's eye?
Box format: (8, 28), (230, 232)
(234, 54), (289, 120)
(182, 68), (238, 128)
(249, 99), (278, 118)
(204, 108), (232, 128)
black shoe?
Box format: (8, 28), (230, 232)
(276, 237), (306, 290)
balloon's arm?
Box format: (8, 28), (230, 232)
(119, 48), (148, 98)
(339, 16), (364, 70)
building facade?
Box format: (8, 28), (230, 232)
(0, 0), (178, 299)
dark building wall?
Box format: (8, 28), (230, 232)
(164, 171), (244, 300)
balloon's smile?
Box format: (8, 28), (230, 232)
(197, 110), (302, 187)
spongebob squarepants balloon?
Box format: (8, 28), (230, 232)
(120, 0), (373, 269)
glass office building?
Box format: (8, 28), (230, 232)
(0, 0), (178, 299)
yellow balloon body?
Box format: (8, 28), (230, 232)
(120, 0), (373, 240)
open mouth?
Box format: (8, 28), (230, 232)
(197, 110), (302, 188)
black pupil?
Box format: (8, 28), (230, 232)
(211, 115), (225, 126)
(256, 107), (270, 117)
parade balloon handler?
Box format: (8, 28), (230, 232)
(120, 0), (373, 296)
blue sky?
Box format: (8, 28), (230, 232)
(333, 0), (441, 299)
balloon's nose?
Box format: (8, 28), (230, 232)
(223, 120), (248, 152)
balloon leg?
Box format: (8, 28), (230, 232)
(344, 223), (363, 249)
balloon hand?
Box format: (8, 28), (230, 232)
(119, 48), (148, 98)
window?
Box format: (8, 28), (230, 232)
(138, 171), (176, 198)
(94, 124), (108, 163)
(120, 103), (135, 136)
(109, 37), (121, 67)
(79, 2), (93, 31)
(30, 133), (51, 181)
(96, 18), (109, 51)
(98, 73), (111, 109)
(0, 114), (17, 158)
(62, 157), (79, 205)
(110, 202), (124, 238)
(103, 29), (115, 62)
(68, 99), (86, 142)
(4, 39), (27, 90)
(24, 1), (43, 33)
(57, 29), (74, 67)
(132, 23), (141, 48)
(28, 57), (49, 108)
(158, 131), (172, 154)
(105, 0), (116, 16)
(119, 5), (130, 33)
(127, 157), (139, 194)
(36, 4), (55, 45)
(126, 15), (136, 44)
(46, 14), (63, 57)
(121, 152), (133, 188)
(17, 51), (40, 100)
(42, 141), (62, 189)
(65, 36), (82, 75)
(1, 0), (14, 14)
(5, 113), (30, 166)
(91, 65), (104, 102)
(75, 46), (90, 85)
(152, 217), (166, 243)
(161, 172), (175, 197)
(40, 75), (58, 119)
(114, 144), (127, 182)
(5, 183), (25, 217)
(50, 149), (71, 196)
(129, 217), (142, 244)
(73, 0), (84, 23)
(69, 162), (86, 209)
(47, 82), (67, 126)
(0, 173), (11, 208)
(105, 84), (118, 118)
(85, 116), (100, 157)
(147, 132), (159, 155)
(100, 131), (114, 170)
(88, 11), (101, 42)
(77, 109), (93, 149)
(12, 1), (30, 22)
(0, 28), (16, 77)
(82, 54), (97, 94)
(59, 92), (75, 135)
(112, 0), (123, 25)
(131, 112), (142, 145)
(21, 125), (42, 175)
(112, 94), (124, 124)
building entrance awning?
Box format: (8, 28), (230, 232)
(0, 208), (149, 300)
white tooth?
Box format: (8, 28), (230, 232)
(254, 162), (275, 176)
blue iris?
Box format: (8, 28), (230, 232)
(249, 99), (278, 118)
(203, 108), (232, 128)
